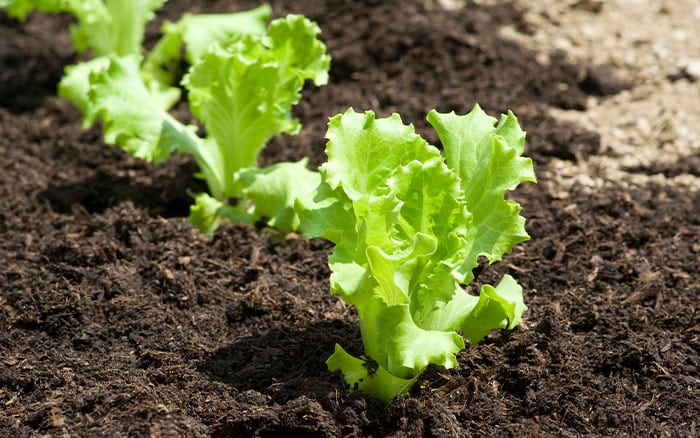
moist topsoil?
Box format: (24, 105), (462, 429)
(1, 1), (698, 436)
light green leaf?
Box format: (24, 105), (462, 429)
(323, 109), (439, 201)
(386, 159), (469, 303)
(179, 5), (271, 63)
(359, 193), (402, 254)
(326, 344), (416, 402)
(143, 4), (271, 86)
(387, 159), (467, 251)
(427, 105), (536, 282)
(328, 255), (370, 301)
(265, 13), (330, 86)
(296, 178), (355, 243)
(458, 274), (528, 345)
(412, 278), (478, 331)
(58, 56), (111, 127)
(366, 233), (436, 307)
(237, 158), (321, 231)
(189, 192), (252, 235)
(66, 0), (165, 56)
(189, 192), (227, 236)
(376, 304), (464, 378)
(89, 55), (200, 162)
(1, 0), (64, 21)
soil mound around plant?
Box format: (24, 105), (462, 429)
(1, 1), (698, 436)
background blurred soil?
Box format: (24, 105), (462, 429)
(1, 0), (698, 436)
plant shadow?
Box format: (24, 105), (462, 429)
(40, 164), (203, 218)
(199, 319), (361, 403)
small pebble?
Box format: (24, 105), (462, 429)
(669, 59), (700, 82)
(580, 64), (626, 96)
(681, 59), (700, 80)
(636, 118), (651, 137)
(571, 0), (603, 13)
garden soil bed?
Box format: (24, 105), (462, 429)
(1, 0), (698, 436)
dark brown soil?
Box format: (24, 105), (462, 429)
(1, 1), (698, 436)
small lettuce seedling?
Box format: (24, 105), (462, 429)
(1, 1), (272, 123)
(297, 105), (536, 401)
(3, 0), (177, 113)
(2, 2), (329, 234)
(1, 0), (166, 56)
(87, 14), (329, 233)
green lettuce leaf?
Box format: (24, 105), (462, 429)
(68, 0), (166, 56)
(237, 158), (321, 231)
(4, 0), (166, 56)
(323, 110), (438, 201)
(295, 178), (356, 244)
(375, 304), (464, 377)
(58, 56), (111, 127)
(0, 0), (63, 21)
(143, 4), (271, 87)
(87, 55), (200, 163)
(427, 105), (537, 282)
(458, 274), (528, 345)
(85, 15), (329, 234)
(182, 13), (329, 203)
(189, 192), (251, 235)
(326, 344), (416, 401)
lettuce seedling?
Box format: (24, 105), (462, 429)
(1, 0), (165, 56)
(2, 0), (171, 113)
(87, 14), (329, 233)
(297, 105), (536, 401)
(1, 1), (272, 130)
(1, 1), (271, 119)
(3, 2), (327, 233)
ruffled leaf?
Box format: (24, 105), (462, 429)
(427, 105), (537, 282)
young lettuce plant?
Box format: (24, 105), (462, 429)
(3, 2), (327, 233)
(1, 0), (165, 56)
(296, 105), (536, 401)
(86, 14), (330, 233)
(1, 1), (272, 120)
(3, 0), (173, 113)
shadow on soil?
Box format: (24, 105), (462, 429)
(40, 164), (204, 218)
(199, 319), (359, 403)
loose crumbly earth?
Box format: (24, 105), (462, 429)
(1, 1), (698, 437)
(505, 0), (700, 191)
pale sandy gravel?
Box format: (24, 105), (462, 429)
(440, 0), (700, 193)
